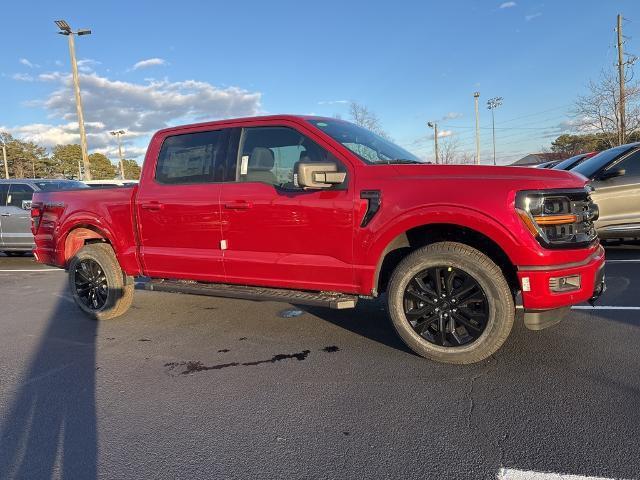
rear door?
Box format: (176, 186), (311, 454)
(591, 148), (640, 235)
(0, 183), (35, 249)
(0, 184), (8, 248)
(136, 127), (230, 282)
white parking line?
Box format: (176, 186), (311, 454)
(498, 468), (626, 480)
(0, 268), (63, 272)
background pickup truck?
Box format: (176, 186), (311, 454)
(32, 115), (605, 363)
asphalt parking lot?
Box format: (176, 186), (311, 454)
(0, 246), (638, 480)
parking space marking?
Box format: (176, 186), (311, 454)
(0, 268), (63, 272)
(498, 468), (625, 480)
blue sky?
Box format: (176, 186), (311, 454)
(1, 0), (639, 164)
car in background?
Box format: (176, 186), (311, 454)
(534, 160), (561, 169)
(552, 152), (597, 171)
(570, 143), (640, 240)
(0, 179), (87, 255)
(83, 179), (139, 188)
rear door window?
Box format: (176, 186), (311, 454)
(0, 184), (8, 206)
(7, 184), (34, 209)
(156, 129), (228, 184)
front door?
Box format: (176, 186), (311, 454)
(0, 183), (35, 250)
(219, 125), (357, 293)
(137, 128), (229, 282)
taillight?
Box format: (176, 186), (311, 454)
(31, 203), (43, 233)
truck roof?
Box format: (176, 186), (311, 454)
(154, 114), (337, 136)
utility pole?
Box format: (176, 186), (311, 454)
(617, 14), (626, 145)
(427, 121), (439, 164)
(110, 130), (126, 179)
(1, 137), (8, 179)
(55, 20), (93, 180)
(474, 92), (481, 165)
(487, 97), (503, 166)
(78, 160), (83, 181)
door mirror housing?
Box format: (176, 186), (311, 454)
(296, 162), (346, 189)
(22, 200), (32, 210)
(598, 168), (625, 181)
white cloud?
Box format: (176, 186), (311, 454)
(12, 73), (34, 82)
(437, 130), (453, 139)
(442, 112), (463, 121)
(77, 59), (101, 73)
(499, 2), (517, 8)
(318, 100), (349, 105)
(19, 58), (39, 68)
(8, 70), (262, 159)
(525, 12), (542, 21)
(132, 58), (167, 70)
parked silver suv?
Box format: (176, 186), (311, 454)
(0, 179), (87, 255)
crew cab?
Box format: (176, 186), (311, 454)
(31, 115), (605, 363)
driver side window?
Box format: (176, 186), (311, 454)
(237, 126), (344, 188)
(612, 150), (640, 178)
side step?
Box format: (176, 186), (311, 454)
(143, 279), (358, 309)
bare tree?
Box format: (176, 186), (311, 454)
(573, 68), (640, 147)
(438, 135), (459, 164)
(349, 101), (388, 137)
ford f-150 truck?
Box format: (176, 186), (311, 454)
(31, 115), (605, 363)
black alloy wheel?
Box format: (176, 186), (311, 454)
(403, 266), (489, 347)
(74, 258), (109, 310)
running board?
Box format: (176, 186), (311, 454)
(143, 279), (358, 309)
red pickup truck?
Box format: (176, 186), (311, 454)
(32, 115), (605, 363)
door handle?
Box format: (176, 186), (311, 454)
(224, 201), (252, 210)
(0, 213), (10, 217)
(140, 202), (163, 211)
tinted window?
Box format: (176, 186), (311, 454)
(0, 184), (7, 206)
(553, 153), (587, 170)
(611, 149), (640, 177)
(238, 127), (344, 188)
(7, 184), (34, 208)
(307, 119), (422, 164)
(572, 144), (636, 178)
(156, 130), (226, 184)
(35, 181), (88, 191)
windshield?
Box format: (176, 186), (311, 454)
(553, 153), (587, 170)
(308, 119), (423, 164)
(571, 145), (636, 178)
(34, 181), (88, 192)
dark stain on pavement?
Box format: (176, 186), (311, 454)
(165, 350), (311, 375)
(217, 349), (230, 353)
(322, 346), (340, 353)
(138, 338), (151, 342)
(238, 337), (248, 341)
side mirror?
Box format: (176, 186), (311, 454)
(598, 168), (625, 181)
(22, 200), (32, 210)
(296, 162), (346, 189)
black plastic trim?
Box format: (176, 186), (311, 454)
(360, 190), (381, 227)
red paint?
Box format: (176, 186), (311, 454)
(32, 115), (604, 314)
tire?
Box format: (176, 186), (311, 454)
(387, 241), (514, 364)
(68, 243), (134, 320)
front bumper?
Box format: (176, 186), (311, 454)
(517, 245), (606, 329)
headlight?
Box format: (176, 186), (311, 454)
(515, 189), (599, 248)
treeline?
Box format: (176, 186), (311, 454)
(550, 131), (640, 156)
(0, 133), (141, 180)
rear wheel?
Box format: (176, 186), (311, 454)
(68, 243), (134, 320)
(387, 242), (514, 364)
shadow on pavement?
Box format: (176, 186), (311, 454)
(0, 295), (98, 479)
(299, 296), (415, 355)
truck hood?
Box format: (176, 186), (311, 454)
(385, 164), (588, 191)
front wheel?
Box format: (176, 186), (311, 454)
(387, 242), (514, 364)
(68, 243), (134, 320)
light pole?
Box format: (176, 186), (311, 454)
(55, 20), (93, 180)
(427, 121), (439, 164)
(474, 92), (480, 165)
(0, 136), (8, 179)
(487, 96), (503, 166)
(110, 130), (126, 179)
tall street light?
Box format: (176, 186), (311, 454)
(427, 121), (439, 164)
(487, 96), (503, 166)
(110, 130), (126, 179)
(55, 20), (93, 180)
(1, 135), (8, 179)
(473, 92), (481, 165)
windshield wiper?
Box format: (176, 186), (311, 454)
(384, 159), (425, 164)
